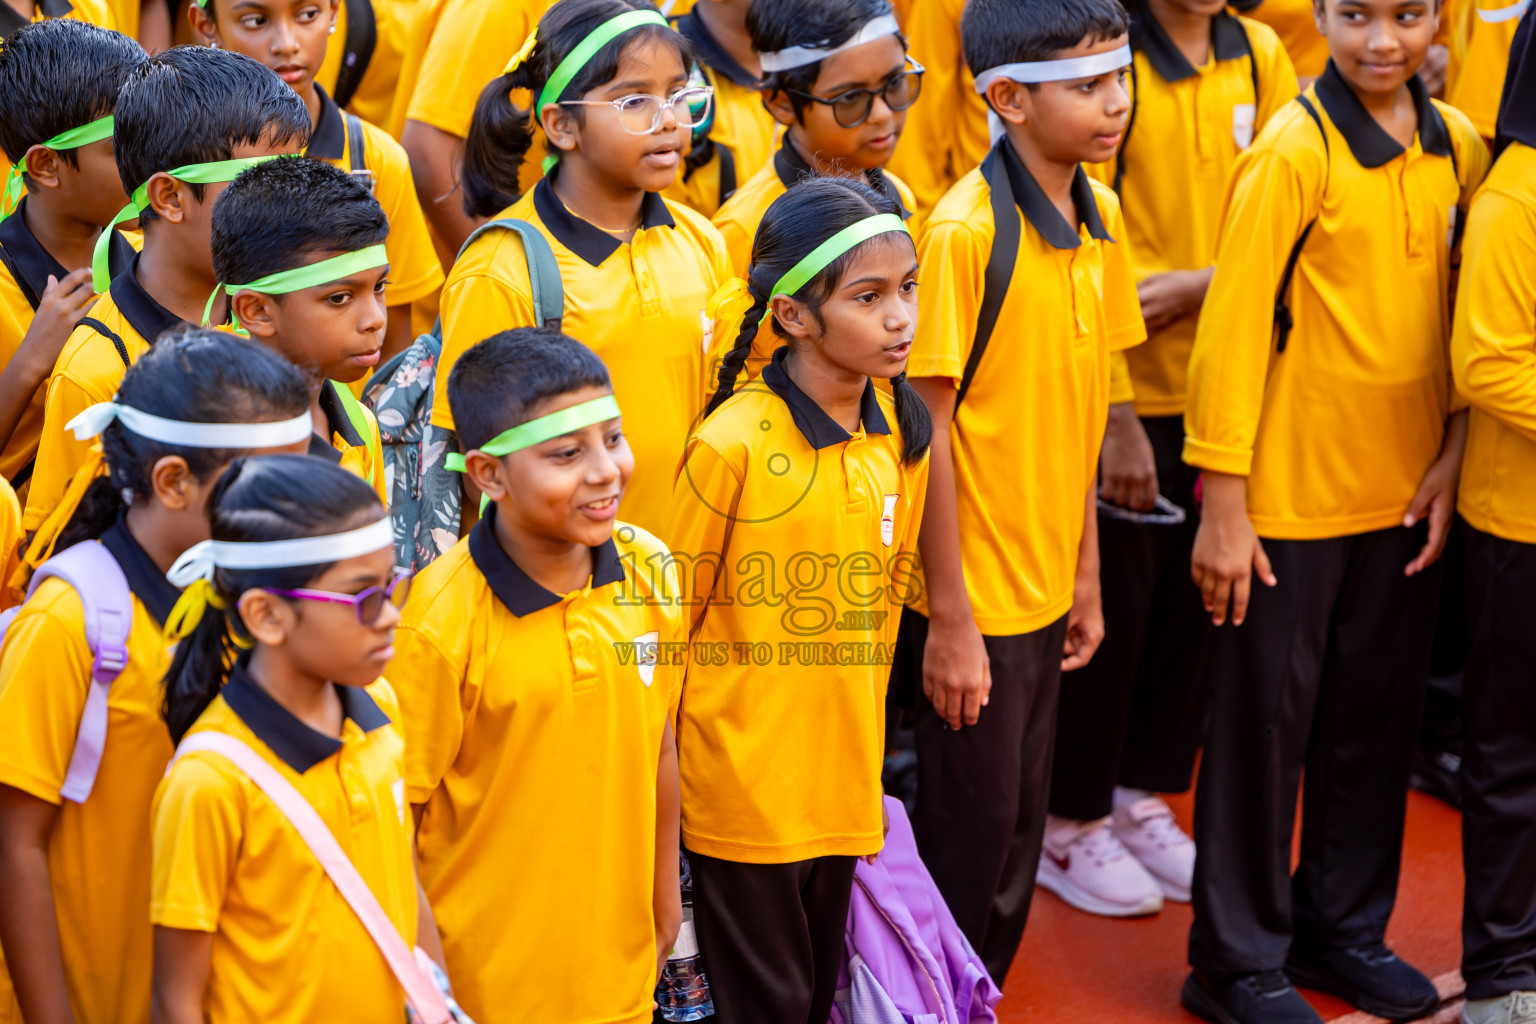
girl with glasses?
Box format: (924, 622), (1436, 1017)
(441, 0), (732, 543)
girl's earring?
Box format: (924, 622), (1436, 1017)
(209, 40), (218, 47)
(328, 23), (336, 34)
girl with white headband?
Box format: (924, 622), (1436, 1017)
(442, 0), (730, 542)
(151, 454), (451, 1024)
(670, 177), (930, 1021)
(0, 329), (311, 1024)
(712, 0), (924, 284)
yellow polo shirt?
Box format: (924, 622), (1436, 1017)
(151, 669), (414, 1024)
(1088, 13), (1296, 417)
(312, 380), (389, 507)
(908, 139), (1145, 635)
(1184, 65), (1488, 539)
(0, 526), (179, 1024)
(663, 8), (780, 218)
(0, 0), (114, 34)
(1245, 0), (1329, 79)
(0, 203), (137, 497)
(714, 134), (922, 277)
(25, 258), (186, 532)
(315, 0), (421, 131)
(667, 351), (927, 862)
(1453, 142), (1536, 543)
(305, 87), (444, 310)
(885, 0), (990, 218)
(437, 176), (730, 541)
(1446, 0), (1520, 140)
(393, 512), (682, 1024)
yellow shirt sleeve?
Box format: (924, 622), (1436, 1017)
(389, 624), (466, 805)
(405, 0), (532, 138)
(1184, 145), (1315, 477)
(0, 594), (91, 803)
(435, 263), (538, 432)
(1452, 188), (1536, 444)
(366, 126), (446, 308)
(1251, 23), (1302, 132)
(151, 756), (244, 933)
(1108, 351), (1135, 406)
(666, 437), (742, 640)
(1098, 196), (1148, 354)
(25, 368), (103, 531)
(909, 215), (986, 384)
(886, 0), (970, 217)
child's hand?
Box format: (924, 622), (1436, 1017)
(1135, 268), (1213, 333)
(922, 611), (991, 729)
(864, 801), (890, 865)
(1190, 472), (1276, 626)
(1403, 450), (1460, 577)
(1099, 403), (1159, 511)
(19, 269), (96, 377)
(1061, 564), (1104, 671)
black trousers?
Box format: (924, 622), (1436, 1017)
(899, 609), (1070, 984)
(685, 849), (856, 1024)
(1051, 415), (1210, 820)
(1188, 525), (1441, 974)
(1461, 521), (1536, 999)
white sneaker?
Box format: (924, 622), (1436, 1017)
(1111, 795), (1195, 902)
(1036, 816), (1164, 917)
(1463, 991), (1536, 1024)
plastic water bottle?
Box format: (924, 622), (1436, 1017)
(656, 852), (715, 1021)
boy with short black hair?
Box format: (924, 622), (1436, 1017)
(1180, 0), (1488, 1016)
(0, 18), (144, 499)
(210, 156), (390, 503)
(390, 327), (683, 1024)
(899, 0), (1145, 983)
(188, 0), (443, 359)
(23, 45), (310, 531)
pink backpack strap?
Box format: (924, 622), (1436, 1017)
(14, 541), (133, 803)
(171, 732), (452, 1024)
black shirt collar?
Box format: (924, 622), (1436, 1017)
(305, 85), (346, 161)
(998, 137), (1113, 250)
(97, 515), (181, 628)
(0, 0), (72, 32)
(467, 503), (626, 617)
(222, 660), (391, 774)
(1134, 9), (1250, 82)
(108, 254), (189, 345)
(673, 9), (762, 90)
(532, 174), (675, 268)
(1313, 60), (1452, 168)
(315, 380), (364, 452)
(760, 345), (890, 449)
(0, 199), (134, 312)
(772, 135), (914, 221)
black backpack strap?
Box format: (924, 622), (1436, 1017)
(955, 143), (1020, 409)
(1112, 56), (1139, 196)
(9, 456), (35, 490)
(1273, 94), (1329, 353)
(344, 113), (375, 192)
(76, 316), (131, 368)
(1237, 18), (1259, 104)
(717, 143), (738, 208)
(332, 0), (377, 110)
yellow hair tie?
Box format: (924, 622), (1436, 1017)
(164, 578), (226, 642)
(503, 27), (538, 75)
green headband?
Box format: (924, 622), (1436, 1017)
(535, 9), (669, 125)
(446, 394), (622, 513)
(91, 154), (291, 291)
(201, 243), (390, 329)
(759, 213), (911, 324)
(2, 115), (115, 220)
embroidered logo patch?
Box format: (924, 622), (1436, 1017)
(632, 630), (660, 687)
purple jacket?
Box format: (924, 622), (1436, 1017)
(831, 797), (1002, 1024)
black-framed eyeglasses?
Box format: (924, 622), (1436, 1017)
(785, 57), (925, 128)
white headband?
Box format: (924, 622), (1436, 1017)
(972, 44), (1132, 92)
(168, 518), (394, 587)
(66, 403), (314, 449)
(758, 13), (902, 73)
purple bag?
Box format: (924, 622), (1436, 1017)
(0, 541), (131, 803)
(832, 797), (1003, 1024)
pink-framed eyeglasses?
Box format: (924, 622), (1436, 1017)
(267, 570), (414, 626)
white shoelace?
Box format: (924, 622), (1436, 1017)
(1074, 823), (1132, 867)
(1126, 799), (1194, 851)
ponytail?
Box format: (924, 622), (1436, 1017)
(161, 454), (384, 744)
(461, 67), (539, 219)
(704, 280), (768, 416)
(889, 371), (932, 466)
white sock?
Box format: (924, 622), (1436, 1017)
(1113, 786), (1152, 810)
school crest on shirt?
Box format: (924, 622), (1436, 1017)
(1233, 104), (1257, 150)
(632, 631), (660, 687)
(881, 494), (899, 547)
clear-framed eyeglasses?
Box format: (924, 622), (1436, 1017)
(558, 85), (715, 135)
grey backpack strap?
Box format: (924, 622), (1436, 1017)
(455, 218), (564, 330)
(344, 113), (374, 192)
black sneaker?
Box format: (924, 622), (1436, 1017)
(1285, 943), (1440, 1021)
(1181, 969), (1325, 1024)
